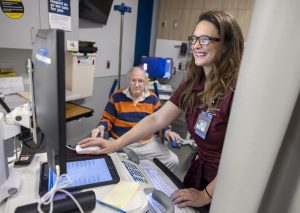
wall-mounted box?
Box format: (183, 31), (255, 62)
(65, 52), (96, 99)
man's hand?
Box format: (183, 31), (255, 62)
(91, 126), (105, 138)
(170, 188), (211, 208)
(164, 129), (180, 142)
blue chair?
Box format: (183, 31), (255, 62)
(153, 81), (160, 98)
(108, 79), (118, 99)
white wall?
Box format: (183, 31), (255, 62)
(78, 0), (138, 78)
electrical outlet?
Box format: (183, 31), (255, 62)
(106, 60), (110, 69)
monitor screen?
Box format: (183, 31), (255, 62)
(141, 57), (173, 80)
(31, 29), (67, 173)
(79, 0), (113, 25)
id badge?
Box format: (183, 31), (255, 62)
(194, 111), (213, 139)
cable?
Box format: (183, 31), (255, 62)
(0, 97), (11, 113)
(7, 137), (23, 164)
(66, 145), (76, 151)
(37, 165), (84, 213)
(19, 131), (44, 150)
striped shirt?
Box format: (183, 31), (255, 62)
(98, 88), (169, 142)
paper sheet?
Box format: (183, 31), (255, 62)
(102, 181), (140, 208)
(0, 77), (25, 95)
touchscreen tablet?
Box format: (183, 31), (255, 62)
(39, 155), (120, 195)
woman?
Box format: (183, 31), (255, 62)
(79, 10), (244, 209)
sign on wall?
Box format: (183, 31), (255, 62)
(0, 0), (24, 19)
(48, 0), (71, 31)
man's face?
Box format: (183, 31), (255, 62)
(129, 68), (147, 97)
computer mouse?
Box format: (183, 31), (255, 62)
(75, 145), (100, 154)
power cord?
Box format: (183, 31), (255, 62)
(66, 145), (76, 151)
(7, 137), (23, 164)
(19, 131), (44, 150)
(37, 165), (84, 213)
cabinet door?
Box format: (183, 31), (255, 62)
(0, 0), (40, 49)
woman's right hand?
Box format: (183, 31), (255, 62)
(78, 137), (120, 155)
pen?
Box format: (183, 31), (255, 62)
(96, 199), (126, 213)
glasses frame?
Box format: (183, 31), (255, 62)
(129, 79), (146, 85)
(188, 35), (220, 45)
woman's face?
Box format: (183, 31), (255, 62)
(191, 20), (221, 71)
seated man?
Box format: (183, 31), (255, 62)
(91, 66), (179, 172)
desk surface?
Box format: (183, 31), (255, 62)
(65, 102), (93, 122)
(0, 153), (149, 213)
(0, 94), (93, 122)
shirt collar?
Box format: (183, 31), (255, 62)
(122, 87), (150, 102)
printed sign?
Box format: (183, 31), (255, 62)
(0, 0), (24, 19)
(36, 48), (51, 65)
(48, 0), (71, 31)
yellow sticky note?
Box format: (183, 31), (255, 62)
(102, 181), (140, 208)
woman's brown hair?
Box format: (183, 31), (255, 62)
(180, 11), (244, 113)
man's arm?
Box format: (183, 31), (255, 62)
(91, 97), (116, 138)
(114, 100), (182, 148)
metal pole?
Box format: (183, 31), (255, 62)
(118, 14), (124, 89)
(114, 3), (131, 89)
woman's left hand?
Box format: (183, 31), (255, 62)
(170, 188), (211, 208)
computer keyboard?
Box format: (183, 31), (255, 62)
(139, 160), (174, 197)
(122, 160), (149, 183)
(139, 160), (197, 213)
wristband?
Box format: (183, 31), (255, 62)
(204, 187), (212, 199)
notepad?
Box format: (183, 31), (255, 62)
(102, 181), (140, 208)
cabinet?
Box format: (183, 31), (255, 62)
(0, 0), (40, 49)
(156, 0), (254, 41)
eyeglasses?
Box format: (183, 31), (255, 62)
(130, 79), (145, 85)
(188, 35), (220, 45)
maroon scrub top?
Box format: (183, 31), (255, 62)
(169, 77), (235, 189)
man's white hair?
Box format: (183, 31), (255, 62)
(127, 66), (149, 80)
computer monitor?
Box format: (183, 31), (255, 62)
(141, 57), (173, 82)
(79, 0), (113, 25)
(32, 30), (121, 195)
(31, 29), (67, 174)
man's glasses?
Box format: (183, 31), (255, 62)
(130, 79), (145, 85)
(188, 35), (220, 45)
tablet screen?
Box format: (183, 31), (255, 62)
(66, 158), (113, 187)
(46, 155), (120, 192)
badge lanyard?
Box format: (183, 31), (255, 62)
(194, 111), (213, 139)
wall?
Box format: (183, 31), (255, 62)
(0, 0), (137, 144)
(0, 0), (256, 146)
(68, 0), (138, 143)
(66, 75), (128, 146)
(156, 0), (254, 41)
(78, 0), (138, 78)
(154, 0), (255, 91)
